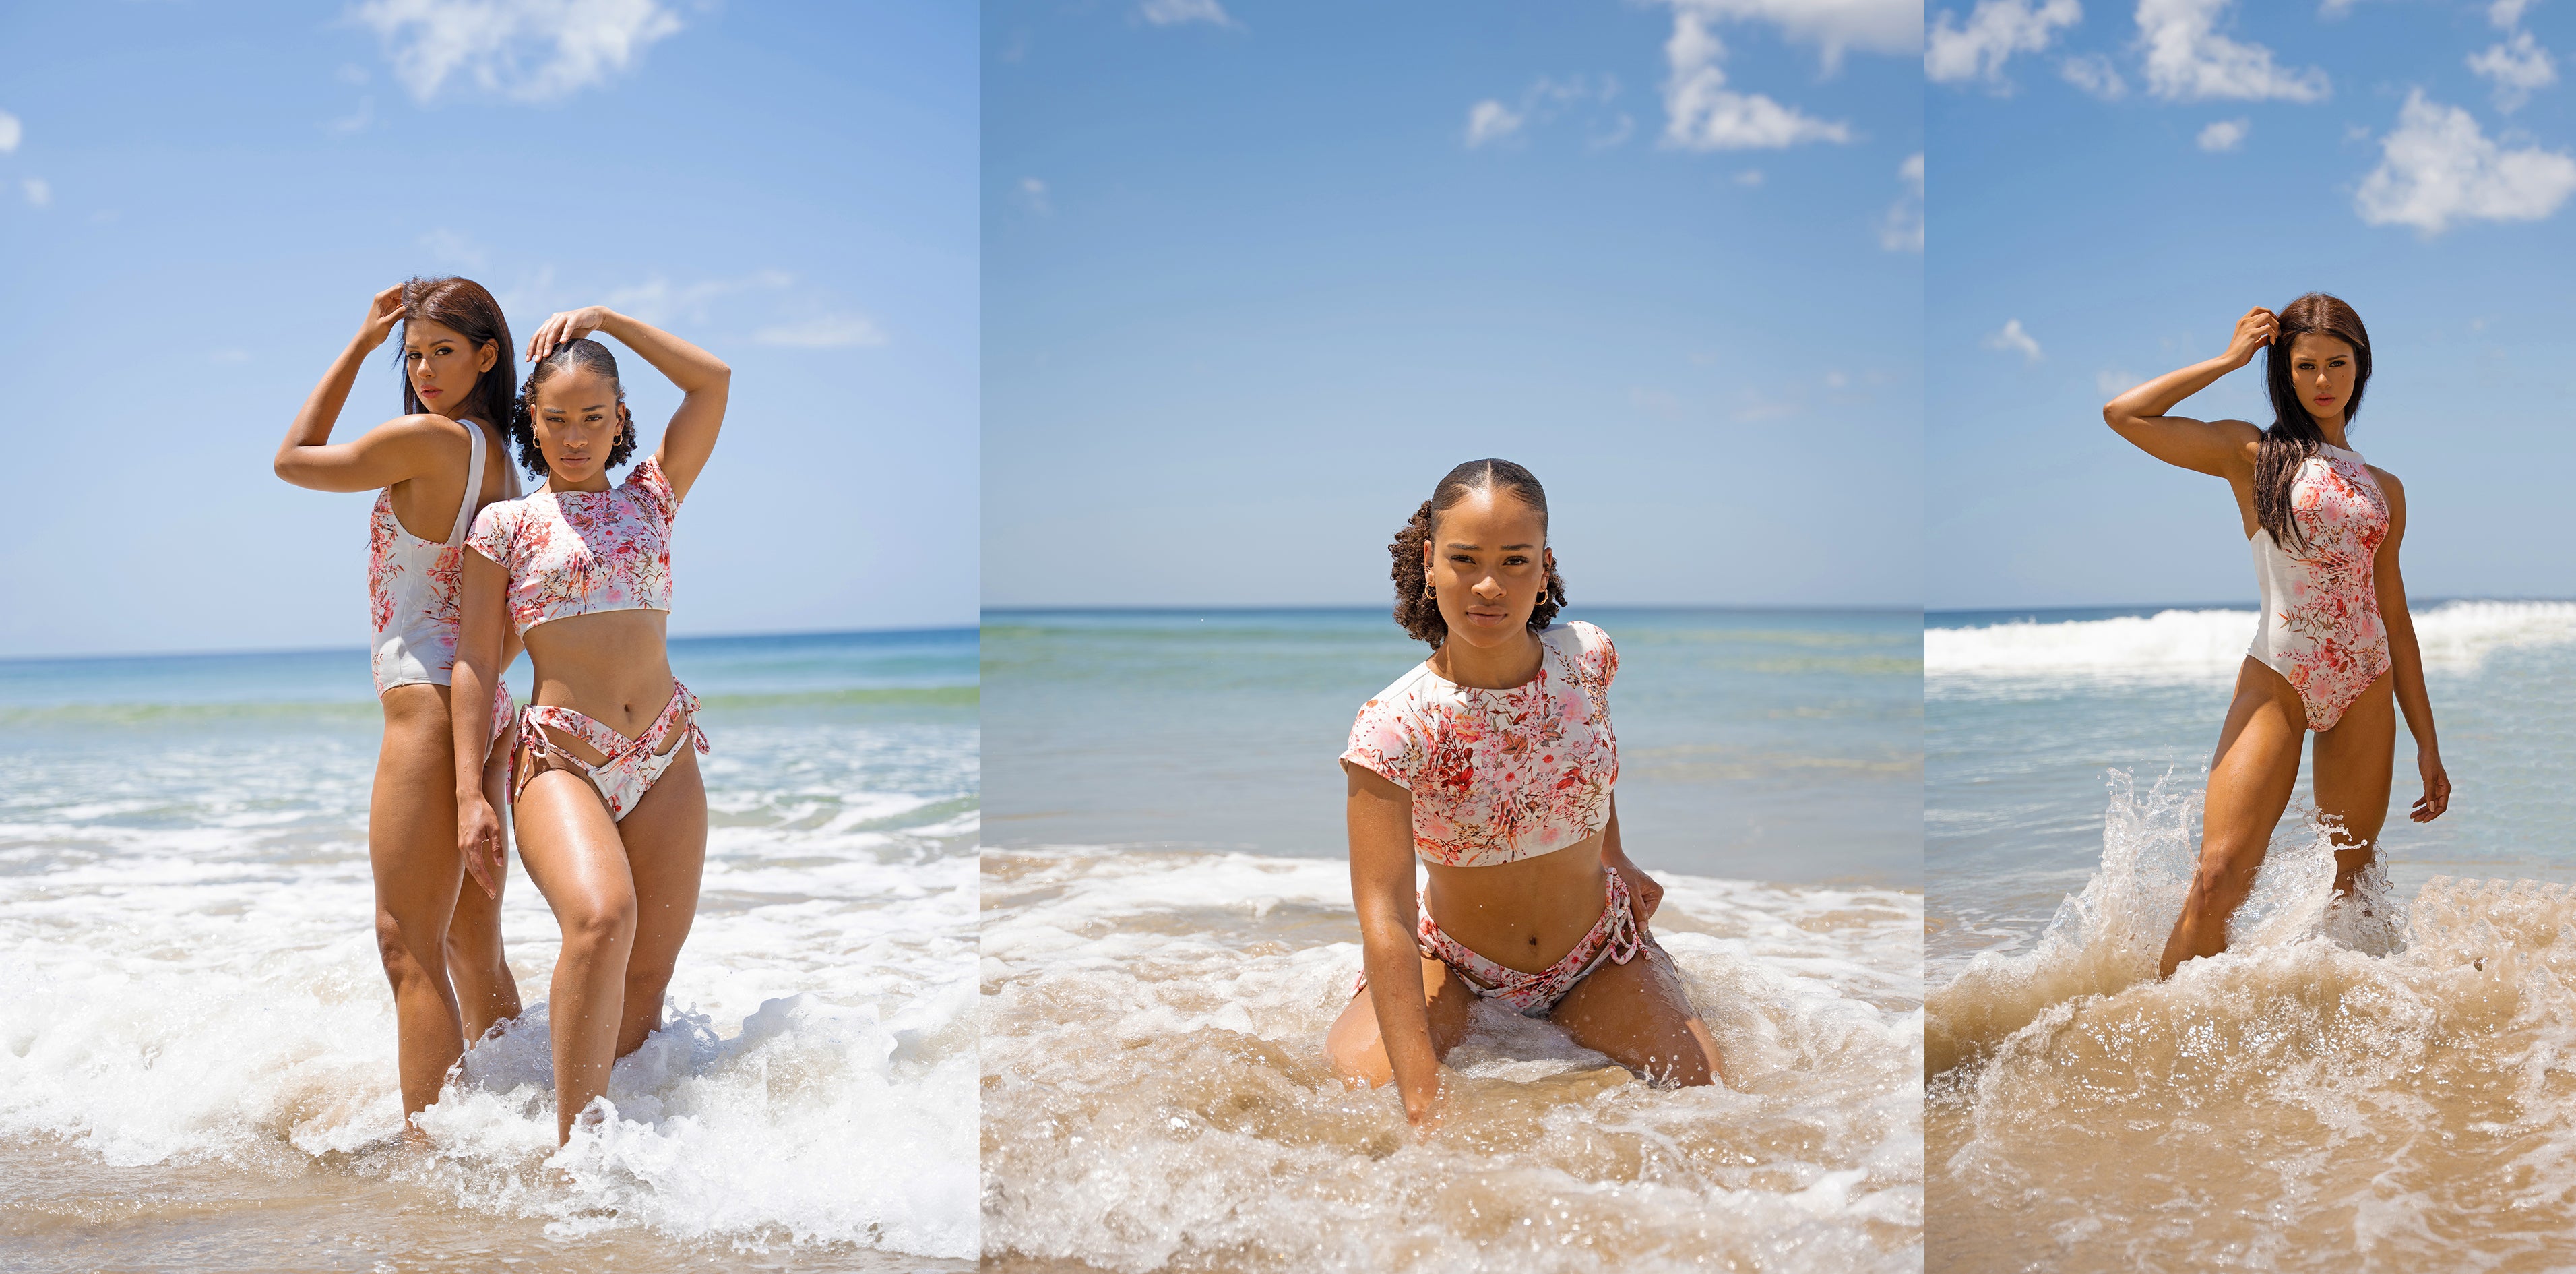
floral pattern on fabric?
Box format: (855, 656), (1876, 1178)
(2261, 448), (2392, 731)
(368, 491), (464, 693)
(1340, 621), (1619, 867)
(466, 458), (679, 635)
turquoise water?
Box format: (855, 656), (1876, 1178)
(0, 629), (981, 1266)
(982, 607), (1922, 884)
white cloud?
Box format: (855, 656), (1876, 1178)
(1665, 0), (1922, 73)
(2137, 0), (2329, 102)
(336, 63), (371, 85)
(604, 269), (795, 325)
(2096, 368), (2139, 396)
(1926, 0), (2083, 88)
(1588, 113), (1637, 149)
(211, 348), (252, 365)
(2492, 0), (2537, 28)
(0, 111), (19, 154)
(1880, 152), (1925, 251)
(1466, 100), (1524, 148)
(2470, 31), (2555, 113)
(1139, 0), (1235, 28)
(1984, 317), (2042, 361)
(753, 314), (888, 350)
(1660, 13), (1853, 150)
(2197, 117), (2250, 150)
(2355, 89), (2576, 233)
(2061, 52), (2128, 98)
(22, 179), (50, 208)
(1017, 177), (1050, 215)
(418, 226), (486, 269)
(1735, 168), (1766, 185)
(350, 0), (683, 104)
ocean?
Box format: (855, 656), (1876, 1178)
(0, 630), (980, 1271)
(1926, 600), (2576, 1269)
(978, 607), (1925, 1273)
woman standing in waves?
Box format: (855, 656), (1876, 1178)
(2103, 294), (2451, 978)
(273, 278), (526, 1134)
(1325, 458), (1722, 1127)
(450, 305), (727, 1143)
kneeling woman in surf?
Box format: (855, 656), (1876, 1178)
(2104, 294), (2450, 978)
(1327, 459), (1722, 1125)
(449, 306), (729, 1143)
(274, 278), (526, 1134)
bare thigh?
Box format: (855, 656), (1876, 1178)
(612, 746), (708, 1054)
(513, 764), (637, 942)
(1550, 938), (1721, 1087)
(2311, 669), (2397, 889)
(2201, 659), (2312, 876)
(1325, 956), (1478, 1089)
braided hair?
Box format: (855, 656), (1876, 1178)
(507, 338), (637, 479)
(1387, 458), (1567, 648)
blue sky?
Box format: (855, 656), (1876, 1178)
(982, 0), (1923, 610)
(1931, 0), (2576, 609)
(0, 2), (975, 658)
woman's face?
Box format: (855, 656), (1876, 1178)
(402, 319), (497, 420)
(2286, 332), (2359, 425)
(1422, 488), (1552, 651)
(529, 369), (624, 487)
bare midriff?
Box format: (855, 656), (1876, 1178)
(1420, 832), (1610, 974)
(520, 609), (680, 764)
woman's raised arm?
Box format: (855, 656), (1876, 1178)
(276, 285), (456, 493)
(2101, 305), (2275, 478)
(526, 307), (730, 501)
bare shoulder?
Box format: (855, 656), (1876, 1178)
(2369, 464), (2406, 506)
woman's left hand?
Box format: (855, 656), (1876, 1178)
(1612, 855), (1662, 930)
(526, 306), (615, 362)
(2412, 750), (2451, 822)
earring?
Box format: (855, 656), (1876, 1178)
(1425, 580), (1436, 600)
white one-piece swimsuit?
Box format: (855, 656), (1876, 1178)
(367, 419), (519, 741)
(2246, 441), (2391, 732)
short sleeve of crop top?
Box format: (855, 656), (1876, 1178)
(1340, 621), (1620, 866)
(464, 496), (522, 568)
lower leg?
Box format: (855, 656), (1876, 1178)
(547, 913), (634, 1140)
(2314, 673), (2398, 898)
(2158, 660), (2307, 979)
(448, 737), (525, 1041)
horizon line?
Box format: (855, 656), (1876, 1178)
(0, 622), (979, 667)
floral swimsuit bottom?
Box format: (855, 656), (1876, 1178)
(1357, 868), (1650, 1017)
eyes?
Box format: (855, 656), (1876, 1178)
(1445, 553), (1535, 566)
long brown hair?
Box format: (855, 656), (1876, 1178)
(396, 276), (517, 430)
(2255, 293), (2373, 553)
(1387, 459), (1567, 647)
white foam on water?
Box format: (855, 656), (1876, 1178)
(0, 719), (978, 1261)
(1924, 768), (2576, 1265)
(1928, 599), (2576, 686)
(980, 847), (1923, 1273)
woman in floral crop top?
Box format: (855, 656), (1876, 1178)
(448, 305), (730, 1145)
(1325, 459), (1723, 1128)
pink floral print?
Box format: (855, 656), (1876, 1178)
(2252, 445), (2391, 732)
(466, 458), (679, 635)
(1341, 621), (1619, 867)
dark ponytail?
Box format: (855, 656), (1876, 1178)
(507, 338), (637, 478)
(1388, 459), (1567, 648)
(2255, 292), (2373, 553)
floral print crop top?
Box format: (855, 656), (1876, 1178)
(466, 457), (679, 634)
(1341, 621), (1619, 868)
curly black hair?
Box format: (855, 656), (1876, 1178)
(1388, 458), (1566, 648)
(508, 338), (637, 478)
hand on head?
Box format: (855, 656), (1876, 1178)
(2228, 305), (2279, 367)
(358, 284), (406, 349)
(527, 307), (612, 363)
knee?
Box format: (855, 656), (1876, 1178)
(1641, 1037), (1715, 1088)
(375, 911), (439, 983)
(2190, 851), (2261, 906)
(559, 895), (637, 954)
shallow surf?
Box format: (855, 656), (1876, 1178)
(979, 847), (1922, 1273)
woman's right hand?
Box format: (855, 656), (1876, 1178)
(1400, 1074), (1446, 1135)
(457, 795), (504, 900)
(356, 284), (404, 352)
(2224, 305), (2278, 369)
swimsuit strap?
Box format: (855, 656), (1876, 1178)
(447, 421), (489, 548)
